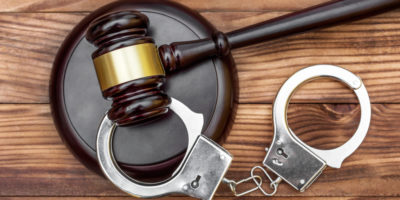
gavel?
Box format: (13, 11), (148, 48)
(86, 0), (400, 126)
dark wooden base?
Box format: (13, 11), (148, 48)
(50, 0), (236, 179)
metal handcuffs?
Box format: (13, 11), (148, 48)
(263, 64), (371, 192)
(96, 98), (232, 200)
(96, 64), (371, 199)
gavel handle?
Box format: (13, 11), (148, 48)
(159, 0), (400, 71)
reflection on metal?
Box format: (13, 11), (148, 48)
(264, 65), (371, 192)
(96, 98), (232, 200)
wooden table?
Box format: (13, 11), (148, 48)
(1, 0), (399, 199)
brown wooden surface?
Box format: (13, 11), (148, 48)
(0, 0), (399, 199)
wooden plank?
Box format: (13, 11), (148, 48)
(1, 11), (400, 103)
(0, 104), (121, 196)
(0, 13), (85, 103)
(0, 103), (399, 196)
(3, 198), (400, 200)
(0, 0), (328, 12)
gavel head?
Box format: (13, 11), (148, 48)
(86, 11), (171, 126)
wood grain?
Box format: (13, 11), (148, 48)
(0, 103), (399, 197)
(0, 0), (399, 199)
(0, 0), (328, 12)
(3, 198), (400, 200)
(1, 10), (400, 103)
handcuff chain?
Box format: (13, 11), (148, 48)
(222, 165), (281, 197)
(222, 175), (261, 197)
(250, 165), (281, 196)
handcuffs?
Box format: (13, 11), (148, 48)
(96, 64), (371, 199)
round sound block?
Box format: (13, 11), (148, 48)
(50, 0), (235, 178)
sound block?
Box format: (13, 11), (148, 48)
(50, 0), (235, 178)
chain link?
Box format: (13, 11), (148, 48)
(222, 165), (281, 197)
(250, 166), (281, 196)
(222, 175), (262, 197)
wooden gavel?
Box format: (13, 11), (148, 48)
(86, 0), (400, 126)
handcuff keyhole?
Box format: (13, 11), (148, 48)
(277, 148), (288, 158)
(191, 175), (201, 189)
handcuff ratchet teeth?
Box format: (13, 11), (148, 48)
(96, 97), (232, 200)
(263, 64), (371, 192)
